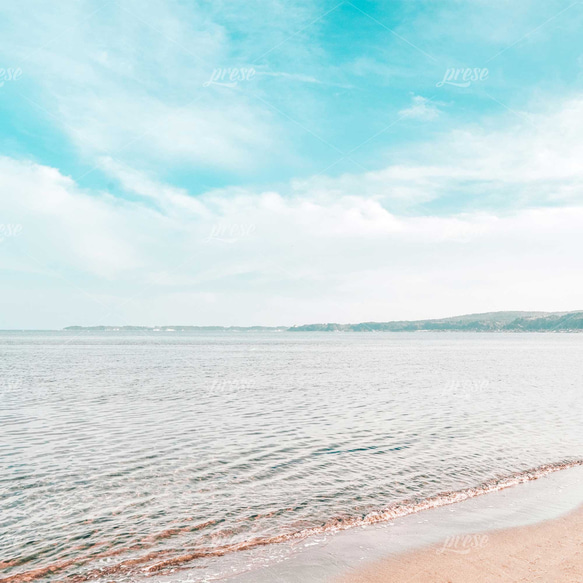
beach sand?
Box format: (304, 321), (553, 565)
(339, 504), (583, 583)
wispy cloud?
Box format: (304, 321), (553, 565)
(254, 69), (354, 88)
(398, 95), (441, 120)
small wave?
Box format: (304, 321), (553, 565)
(2, 459), (581, 583)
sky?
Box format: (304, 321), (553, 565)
(1, 0), (583, 328)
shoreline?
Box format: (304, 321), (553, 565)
(4, 463), (581, 583)
(225, 464), (583, 583)
(339, 503), (583, 583)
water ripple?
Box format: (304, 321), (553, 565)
(1, 331), (582, 582)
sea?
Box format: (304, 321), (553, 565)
(1, 331), (582, 582)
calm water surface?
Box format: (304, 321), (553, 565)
(1, 332), (582, 582)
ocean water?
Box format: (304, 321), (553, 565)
(1, 331), (582, 582)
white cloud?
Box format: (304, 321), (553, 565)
(4, 91), (583, 327)
(59, 92), (274, 170)
(0, 156), (144, 278)
(289, 95), (583, 211)
(254, 69), (354, 89)
(0, 0), (280, 173)
(398, 95), (441, 120)
(2, 145), (583, 328)
(97, 157), (211, 218)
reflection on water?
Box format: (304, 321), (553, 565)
(1, 331), (582, 582)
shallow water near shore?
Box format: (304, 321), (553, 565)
(1, 331), (582, 582)
(217, 463), (583, 583)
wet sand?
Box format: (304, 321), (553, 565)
(340, 503), (583, 583)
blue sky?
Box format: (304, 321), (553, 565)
(2, 0), (583, 328)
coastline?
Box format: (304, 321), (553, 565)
(222, 464), (583, 583)
(339, 503), (583, 583)
(4, 463), (581, 583)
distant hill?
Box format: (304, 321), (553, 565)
(436, 311), (552, 323)
(287, 311), (583, 332)
(64, 311), (583, 332)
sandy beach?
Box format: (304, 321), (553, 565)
(340, 504), (583, 583)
